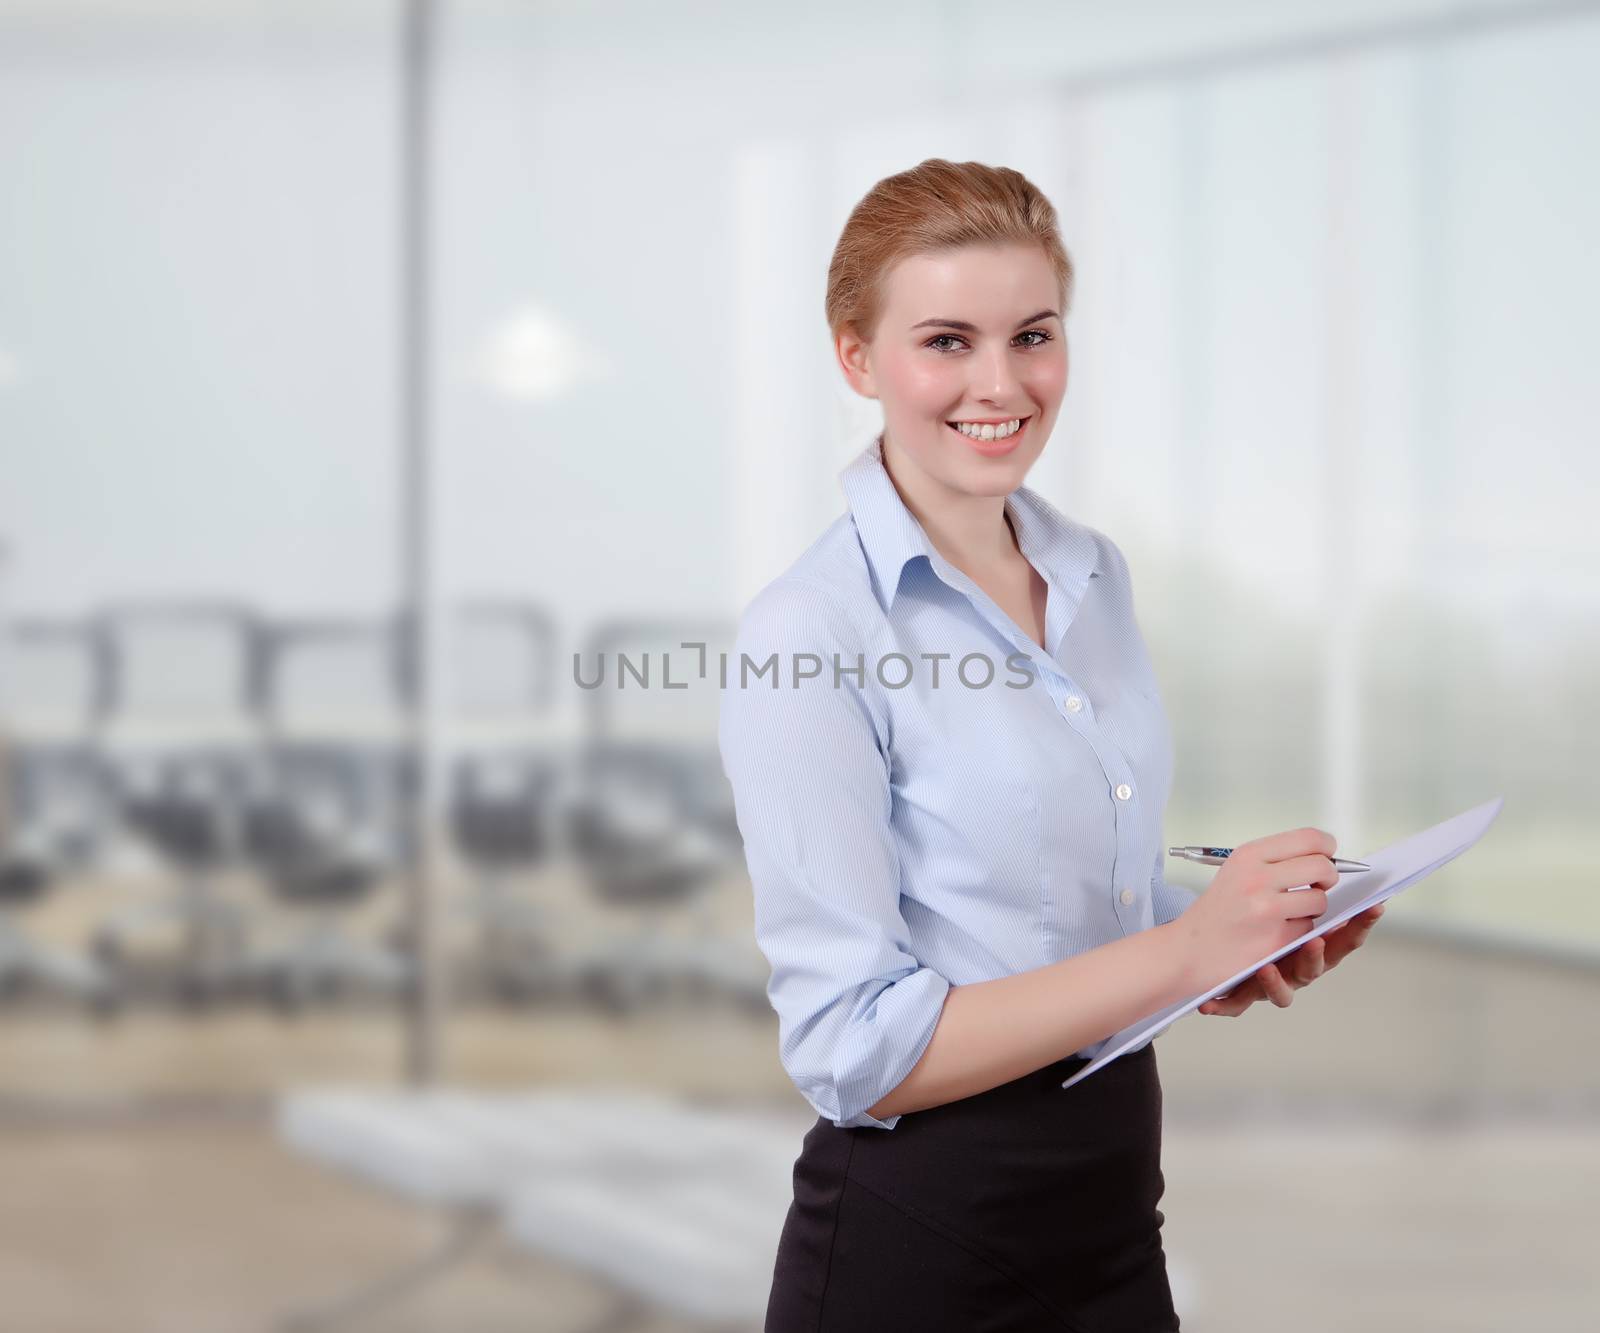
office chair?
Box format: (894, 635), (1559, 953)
(0, 796), (109, 1005)
(242, 617), (411, 1012)
(435, 602), (571, 1005)
(565, 617), (762, 1014)
(90, 601), (264, 1007)
(0, 617), (116, 1008)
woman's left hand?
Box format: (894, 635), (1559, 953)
(1197, 902), (1386, 1017)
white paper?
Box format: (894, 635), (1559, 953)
(1061, 795), (1505, 1091)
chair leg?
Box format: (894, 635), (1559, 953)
(258, 919), (411, 1004)
(26, 940), (107, 994)
(0, 916), (107, 998)
(273, 1206), (497, 1333)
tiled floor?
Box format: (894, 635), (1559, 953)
(1, 1110), (1594, 1332)
(4, 863), (1597, 1330)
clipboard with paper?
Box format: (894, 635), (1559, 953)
(1060, 795), (1506, 1091)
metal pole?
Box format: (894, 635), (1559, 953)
(0, 537), (11, 846)
(399, 0), (444, 1085)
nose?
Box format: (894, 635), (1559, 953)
(972, 342), (1024, 404)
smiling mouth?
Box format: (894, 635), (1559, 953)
(946, 415), (1032, 453)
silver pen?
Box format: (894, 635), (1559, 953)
(1169, 845), (1371, 872)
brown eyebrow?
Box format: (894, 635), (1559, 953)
(910, 309), (1060, 333)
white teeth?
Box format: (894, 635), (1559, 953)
(949, 418), (1023, 441)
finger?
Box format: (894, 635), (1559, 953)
(1272, 852), (1341, 896)
(1305, 935), (1327, 977)
(1200, 978), (1259, 1016)
(1287, 936), (1326, 985)
(1258, 963), (1295, 1006)
(1326, 911), (1383, 966)
(1244, 826), (1337, 865)
(1272, 871), (1333, 925)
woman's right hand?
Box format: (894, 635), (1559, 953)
(1177, 826), (1341, 995)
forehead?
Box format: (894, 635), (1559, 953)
(881, 243), (1058, 318)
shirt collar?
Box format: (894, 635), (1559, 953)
(838, 431), (1101, 617)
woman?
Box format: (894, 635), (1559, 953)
(717, 158), (1384, 1332)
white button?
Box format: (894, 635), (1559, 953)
(1120, 888), (1136, 906)
(1065, 696), (1082, 713)
(1115, 783), (1132, 800)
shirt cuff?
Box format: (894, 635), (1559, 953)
(827, 966), (951, 1130)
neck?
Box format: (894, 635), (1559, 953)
(880, 432), (1020, 574)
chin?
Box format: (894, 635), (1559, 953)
(949, 431), (1047, 488)
(955, 461), (1025, 496)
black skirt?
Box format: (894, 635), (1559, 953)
(764, 1040), (1180, 1332)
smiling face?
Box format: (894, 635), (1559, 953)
(835, 241), (1068, 501)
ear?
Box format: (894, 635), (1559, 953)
(834, 324), (878, 400)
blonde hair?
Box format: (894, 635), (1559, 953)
(825, 158), (1075, 345)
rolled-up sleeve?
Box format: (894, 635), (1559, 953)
(716, 577), (951, 1130)
(1150, 843), (1197, 927)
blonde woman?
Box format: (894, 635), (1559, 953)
(718, 158), (1383, 1331)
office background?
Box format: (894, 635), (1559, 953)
(0, 1), (1595, 1329)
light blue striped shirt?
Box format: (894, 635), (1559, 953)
(717, 432), (1196, 1130)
